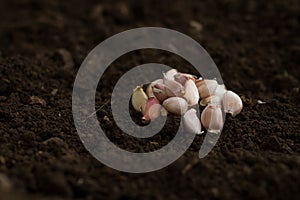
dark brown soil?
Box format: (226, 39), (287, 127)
(0, 0), (300, 199)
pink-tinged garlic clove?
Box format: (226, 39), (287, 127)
(196, 79), (218, 99)
(162, 97), (188, 115)
(141, 97), (159, 114)
(201, 104), (223, 132)
(142, 103), (163, 123)
(141, 97), (161, 122)
(183, 79), (199, 106)
(183, 108), (202, 134)
(163, 78), (185, 97)
(222, 90), (243, 117)
(152, 83), (169, 102)
(146, 79), (163, 97)
(164, 69), (178, 80)
(131, 86), (148, 112)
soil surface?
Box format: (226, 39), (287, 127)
(0, 0), (300, 199)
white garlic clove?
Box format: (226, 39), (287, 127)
(162, 97), (188, 115)
(131, 86), (148, 112)
(201, 104), (223, 132)
(183, 79), (199, 106)
(152, 83), (169, 102)
(222, 90), (243, 117)
(183, 108), (202, 134)
(196, 79), (218, 99)
(141, 97), (161, 122)
(163, 78), (185, 97)
(164, 69), (178, 80)
(146, 79), (163, 97)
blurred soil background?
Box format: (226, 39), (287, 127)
(0, 0), (299, 199)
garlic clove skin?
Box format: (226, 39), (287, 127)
(214, 84), (227, 98)
(174, 73), (196, 85)
(201, 104), (223, 132)
(174, 73), (187, 85)
(146, 79), (163, 98)
(183, 108), (202, 134)
(162, 97), (188, 115)
(196, 79), (218, 99)
(141, 97), (161, 122)
(163, 78), (185, 97)
(131, 86), (148, 112)
(183, 79), (199, 106)
(164, 69), (178, 80)
(200, 95), (222, 106)
(222, 90), (243, 117)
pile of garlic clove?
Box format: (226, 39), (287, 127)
(131, 69), (243, 134)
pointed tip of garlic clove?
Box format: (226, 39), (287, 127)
(131, 86), (148, 112)
(183, 108), (202, 134)
(222, 90), (243, 117)
(164, 69), (178, 81)
(162, 97), (188, 115)
(201, 104), (223, 132)
(183, 79), (199, 106)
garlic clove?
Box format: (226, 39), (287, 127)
(131, 86), (148, 112)
(164, 69), (178, 80)
(162, 97), (188, 115)
(152, 83), (169, 102)
(141, 97), (159, 114)
(142, 103), (163, 123)
(196, 79), (218, 99)
(222, 90), (243, 117)
(146, 79), (163, 97)
(183, 108), (202, 134)
(141, 97), (161, 122)
(183, 79), (199, 106)
(163, 78), (185, 97)
(201, 104), (223, 132)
